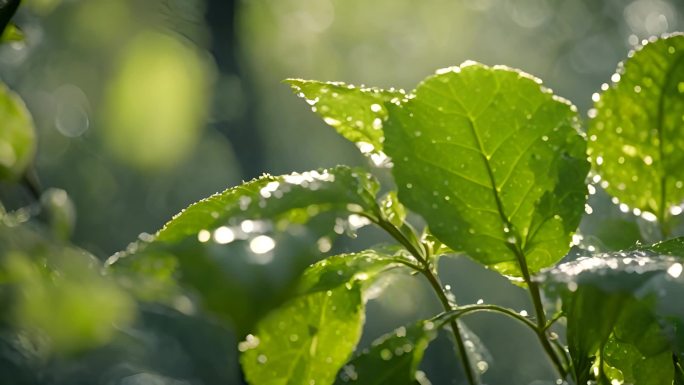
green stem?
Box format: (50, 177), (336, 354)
(372, 215), (477, 385)
(432, 304), (538, 331)
(421, 267), (478, 385)
(510, 246), (567, 379)
(598, 342), (607, 384)
(544, 312), (564, 331)
(549, 336), (573, 381)
(21, 169), (42, 202)
(463, 114), (566, 380)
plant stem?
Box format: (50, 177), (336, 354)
(549, 336), (573, 380)
(432, 304), (538, 331)
(372, 216), (477, 385)
(21, 169), (42, 202)
(421, 267), (478, 385)
(544, 312), (564, 331)
(510, 246), (567, 379)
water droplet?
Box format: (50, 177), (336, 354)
(644, 155), (653, 165)
(667, 263), (682, 278)
(238, 334), (260, 352)
(214, 226), (235, 244)
(250, 235), (275, 254)
(380, 348), (392, 361)
(356, 141), (375, 154)
(197, 229), (211, 243)
(641, 211), (657, 222)
(370, 103), (382, 113)
(595, 156), (604, 166)
(317, 237), (332, 252)
(257, 354), (268, 364)
(324, 117), (340, 126)
(259, 181), (280, 198)
(571, 234), (583, 245)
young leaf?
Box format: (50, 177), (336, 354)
(334, 320), (436, 385)
(240, 250), (408, 385)
(0, 81), (35, 181)
(384, 62), (589, 277)
(588, 33), (684, 226)
(286, 79), (404, 166)
(541, 248), (684, 384)
(108, 166), (382, 333)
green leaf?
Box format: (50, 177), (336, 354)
(384, 62), (589, 277)
(156, 166), (379, 242)
(334, 320), (436, 385)
(240, 250), (407, 385)
(541, 249), (684, 385)
(634, 236), (684, 256)
(588, 33), (684, 226)
(0, 23), (23, 43)
(0, 81), (36, 181)
(108, 166), (382, 333)
(287, 79), (404, 166)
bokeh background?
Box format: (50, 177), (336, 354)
(1, 0), (683, 384)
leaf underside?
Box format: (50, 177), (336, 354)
(541, 246), (684, 385)
(334, 320), (437, 385)
(108, 166), (381, 332)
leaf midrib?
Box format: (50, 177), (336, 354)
(446, 74), (542, 279)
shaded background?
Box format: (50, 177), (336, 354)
(1, 0), (683, 384)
